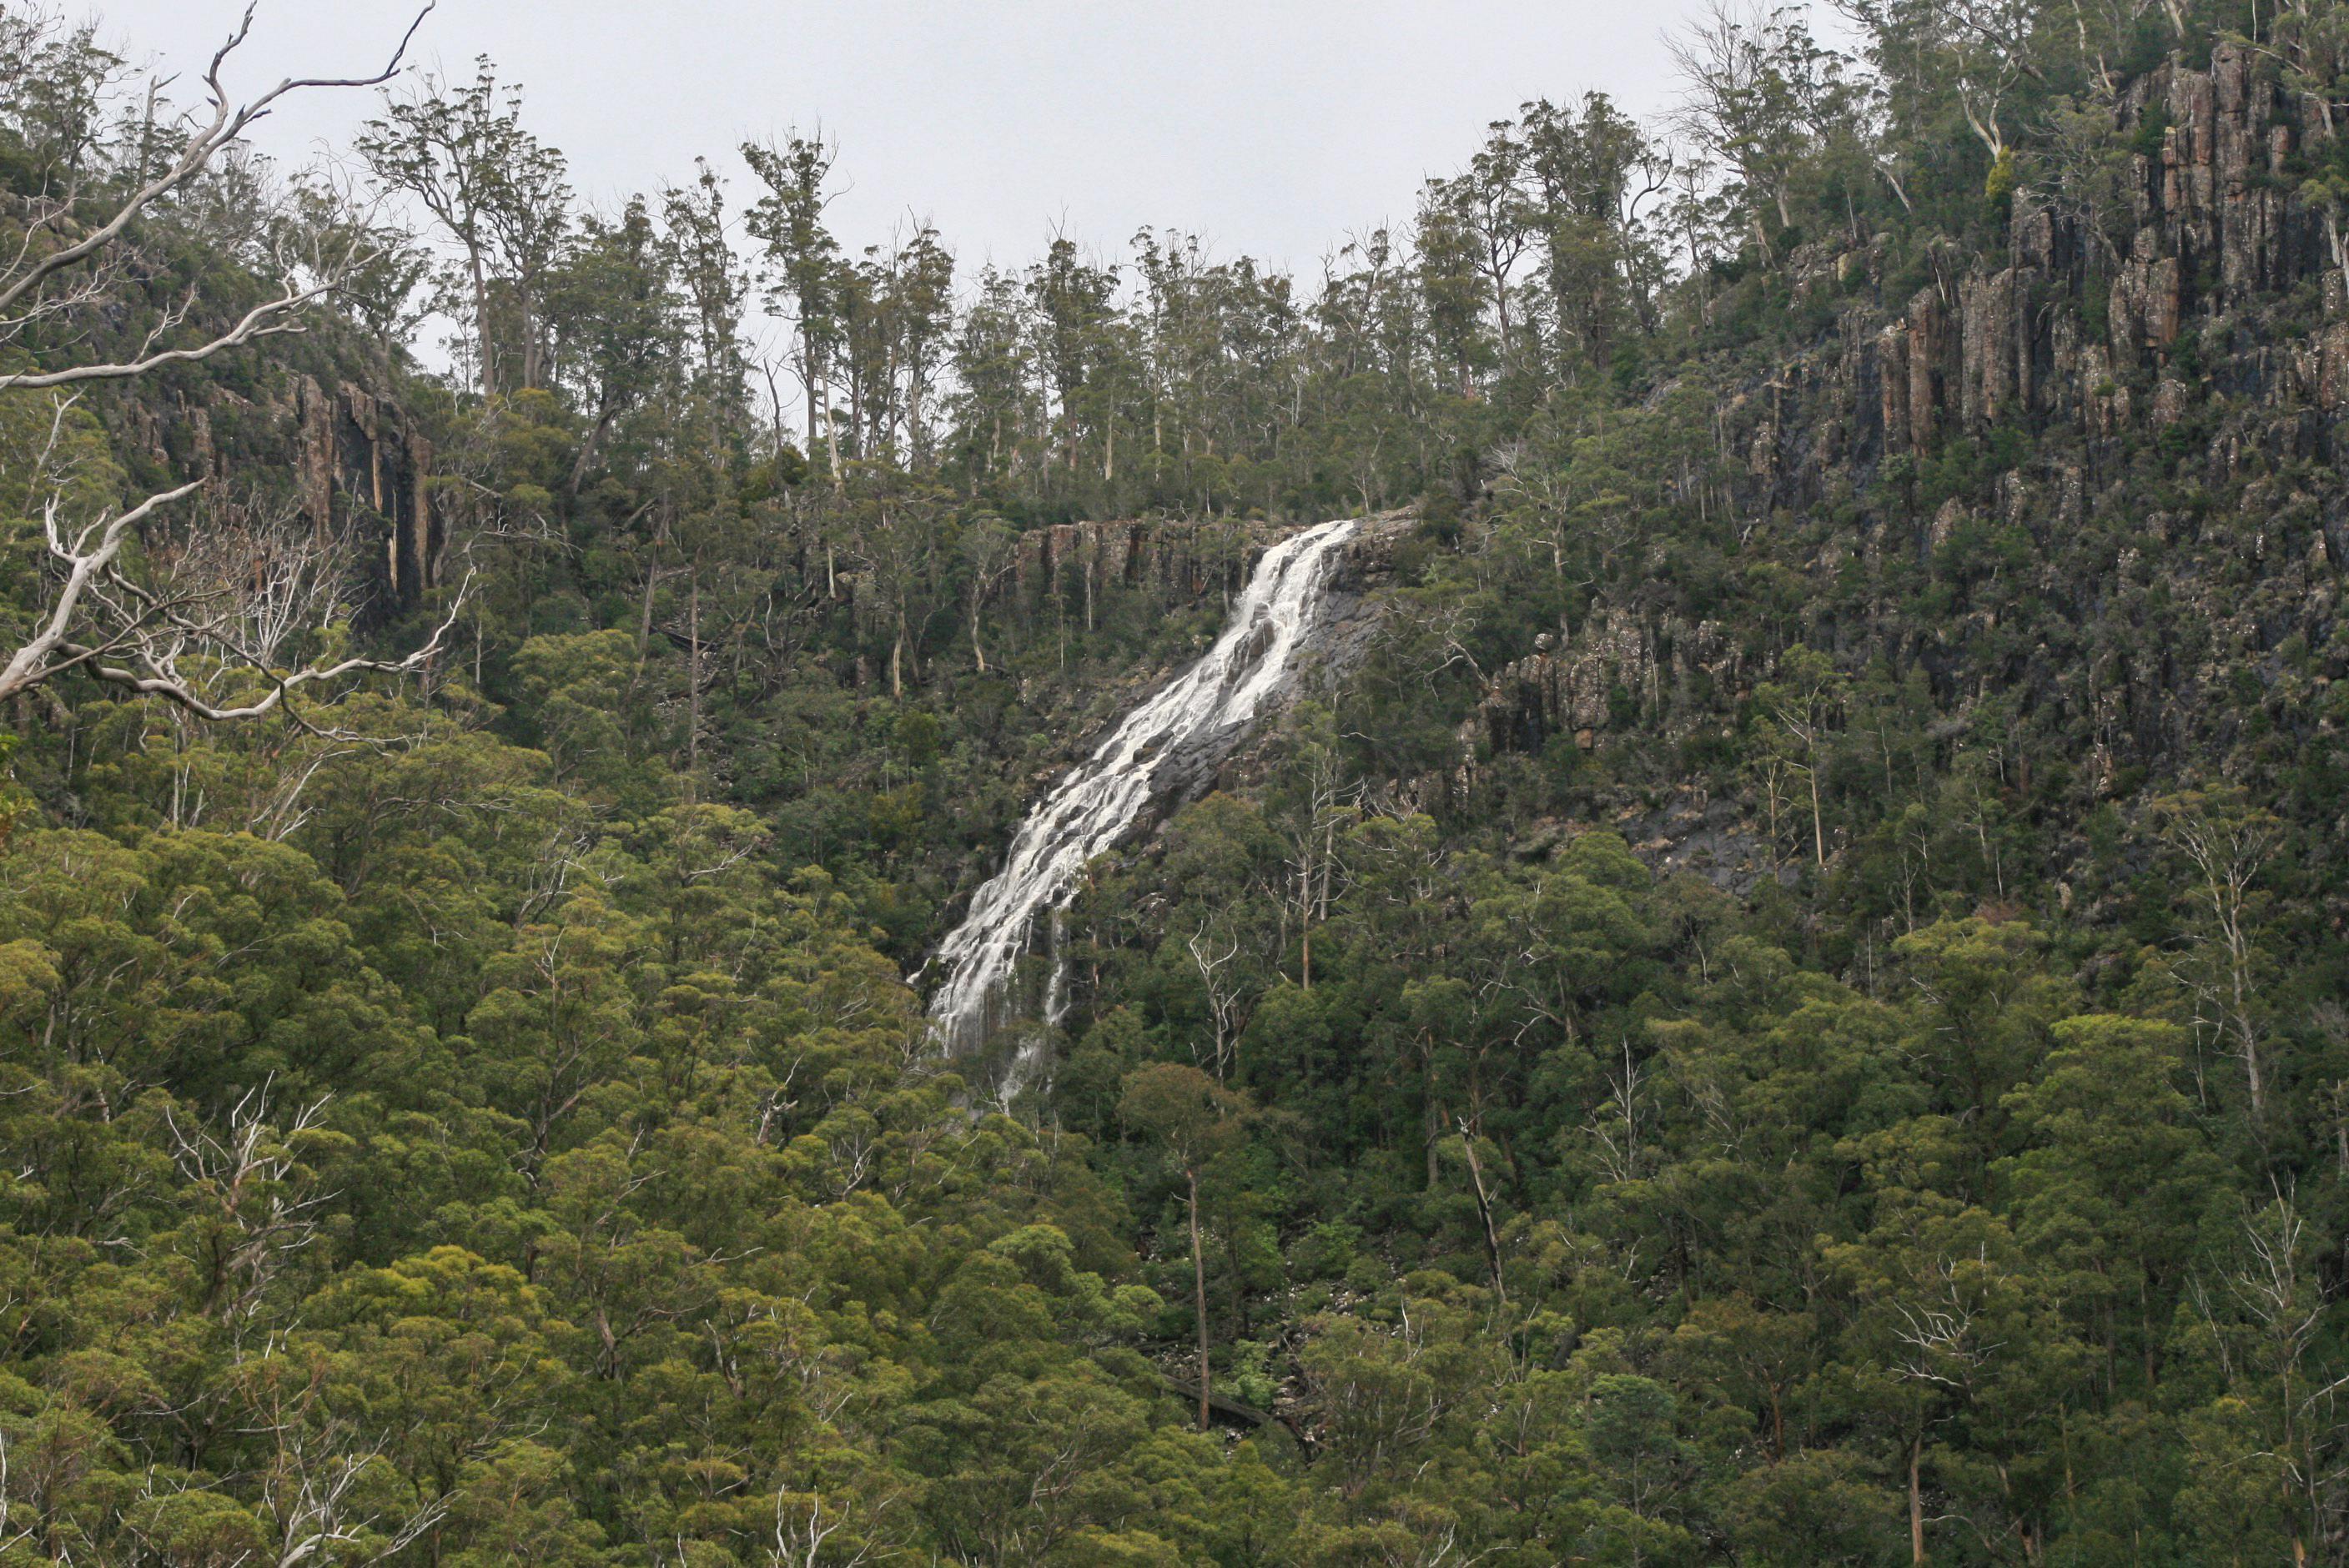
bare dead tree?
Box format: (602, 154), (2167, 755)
(162, 1079), (337, 1345)
(1185, 918), (1245, 1082)
(1286, 741), (1358, 991)
(0, 1430), (33, 1560)
(161, 495), (360, 666)
(0, 4), (432, 389)
(254, 1425), (450, 1568)
(767, 1489), (883, 1568)
(2196, 1189), (2349, 1560)
(1382, 596), (1486, 689)
(1836, 0), (2043, 161)
(0, 4), (465, 723)
(1586, 1038), (1647, 1187)
(2155, 788), (2281, 1127)
(960, 513), (1020, 673)
(224, 1334), (455, 1568)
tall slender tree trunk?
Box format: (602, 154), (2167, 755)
(636, 530), (665, 669)
(802, 323), (821, 454)
(2326, 210), (2349, 323)
(1422, 1039), (1442, 1187)
(470, 249), (495, 399)
(1319, 822), (1335, 922)
(521, 294), (541, 389)
(1190, 1168), (1210, 1429)
(1460, 1124), (1505, 1304)
(687, 563), (702, 784)
(2230, 912), (2266, 1123)
(1808, 758), (1826, 867)
(823, 383), (843, 488)
(1910, 1436), (1927, 1563)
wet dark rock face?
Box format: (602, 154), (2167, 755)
(115, 370), (445, 625)
(292, 376), (445, 621)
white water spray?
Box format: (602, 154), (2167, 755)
(923, 516), (1364, 1073)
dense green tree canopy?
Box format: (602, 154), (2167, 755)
(4, 0), (2349, 1562)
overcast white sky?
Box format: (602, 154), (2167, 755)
(88, 0), (1714, 282)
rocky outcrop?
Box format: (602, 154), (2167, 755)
(1306, 510), (1418, 679)
(1457, 43), (2349, 807)
(106, 370), (445, 625)
(1013, 518), (1256, 610)
(1462, 609), (1747, 761)
(291, 375), (443, 620)
(1761, 41), (2346, 489)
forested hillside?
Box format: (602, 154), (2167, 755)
(6, 0), (2349, 1561)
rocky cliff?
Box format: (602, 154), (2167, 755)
(292, 375), (445, 620)
(1011, 516), (1275, 613)
(1461, 41), (2349, 837)
(1014, 510), (1419, 772)
(109, 371), (445, 625)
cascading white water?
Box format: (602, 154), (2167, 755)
(923, 516), (1364, 1072)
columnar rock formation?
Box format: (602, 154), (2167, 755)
(292, 375), (444, 617)
(1461, 42), (2349, 797)
(1010, 517), (1261, 609)
(109, 372), (445, 625)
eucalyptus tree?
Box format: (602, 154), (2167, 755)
(1416, 181), (1491, 399)
(1120, 1062), (1249, 1428)
(876, 223), (957, 463)
(661, 158), (751, 403)
(546, 195), (685, 488)
(835, 234), (955, 464)
(1518, 93), (1672, 371)
(1666, 1), (1859, 252)
(359, 57), (573, 395)
(950, 264), (1041, 490)
(1132, 229), (1220, 496)
(1428, 122), (1538, 374)
(1027, 234), (1120, 481)
(742, 131), (847, 480)
(1838, 0), (2046, 162)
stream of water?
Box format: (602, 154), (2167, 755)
(921, 516), (1364, 1083)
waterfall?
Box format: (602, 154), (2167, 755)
(923, 516), (1364, 1070)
